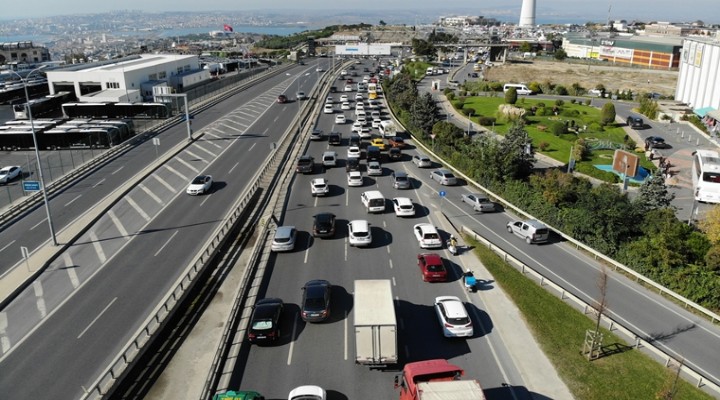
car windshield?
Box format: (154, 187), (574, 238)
(191, 176), (205, 184)
(252, 319), (273, 330)
(353, 230), (369, 238)
(424, 232), (440, 240)
(304, 297), (326, 311)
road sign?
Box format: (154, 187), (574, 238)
(439, 190), (446, 197)
(23, 181), (40, 191)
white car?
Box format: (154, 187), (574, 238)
(340, 69), (348, 75)
(341, 102), (351, 110)
(347, 171), (363, 187)
(344, 85), (353, 92)
(358, 126), (371, 138)
(325, 96), (333, 104)
(355, 93), (364, 101)
(0, 166), (22, 184)
(340, 94), (349, 102)
(368, 99), (380, 109)
(351, 121), (363, 133)
(434, 296), (474, 337)
(311, 178), (329, 196)
(335, 114), (346, 124)
(392, 197), (415, 217)
(356, 115), (367, 126)
(372, 118), (382, 128)
(348, 219), (372, 247)
(323, 104), (334, 114)
(413, 223), (442, 249)
(289, 385), (326, 400)
(367, 161), (383, 176)
(412, 154), (432, 168)
(355, 102), (365, 111)
(315, 67), (324, 72)
(186, 175), (213, 195)
(347, 146), (361, 159)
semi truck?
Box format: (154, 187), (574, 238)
(353, 279), (397, 368)
(394, 359), (486, 400)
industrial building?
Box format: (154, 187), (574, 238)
(675, 38), (720, 132)
(562, 34), (682, 69)
(45, 54), (210, 103)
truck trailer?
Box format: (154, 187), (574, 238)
(353, 279), (398, 368)
(395, 359), (486, 400)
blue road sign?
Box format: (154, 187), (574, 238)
(439, 190), (446, 197)
(23, 181), (41, 191)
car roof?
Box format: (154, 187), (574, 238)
(275, 226), (295, 238)
(435, 296), (467, 318)
(349, 171), (362, 176)
(349, 219), (369, 230)
(414, 223), (437, 232)
(393, 197), (412, 205)
(420, 253), (442, 264)
(393, 171), (408, 178)
(312, 178), (326, 184)
(523, 219), (547, 229)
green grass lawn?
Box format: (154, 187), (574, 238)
(470, 239), (715, 400)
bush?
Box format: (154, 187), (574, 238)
(554, 99), (565, 107)
(443, 88), (454, 96)
(505, 87), (518, 104)
(451, 100), (464, 109)
(538, 141), (550, 151)
(477, 116), (496, 126)
(570, 98), (577, 104)
(601, 102), (617, 126)
(561, 109), (580, 117)
(587, 121), (604, 132)
(575, 163), (620, 183)
(528, 81), (542, 93)
(549, 121), (567, 136)
(584, 99), (592, 106)
(554, 85), (568, 96)
(537, 102), (546, 108)
(461, 107), (475, 116)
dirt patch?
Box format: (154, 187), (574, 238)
(484, 59), (679, 97)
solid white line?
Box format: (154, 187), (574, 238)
(64, 194), (82, 207)
(138, 183), (164, 205)
(63, 253), (80, 289)
(92, 178), (106, 188)
(30, 217), (46, 231)
(77, 297), (117, 339)
(229, 162), (240, 174)
(88, 231), (107, 264)
(111, 166), (124, 175)
(125, 196), (151, 221)
(107, 210), (129, 238)
(0, 239), (16, 254)
(287, 312), (299, 365)
(154, 231), (179, 257)
(344, 311), (348, 360)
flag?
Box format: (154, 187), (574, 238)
(223, 24), (233, 32)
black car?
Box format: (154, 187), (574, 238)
(366, 145), (381, 162)
(330, 86), (337, 93)
(346, 157), (361, 172)
(645, 136), (670, 149)
(301, 280), (332, 322)
(349, 134), (361, 148)
(313, 213), (336, 238)
(296, 155), (314, 174)
(388, 147), (402, 161)
(248, 298), (283, 344)
(627, 116), (645, 129)
(328, 132), (342, 146)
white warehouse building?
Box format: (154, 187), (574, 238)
(676, 38), (720, 122)
(46, 54), (209, 103)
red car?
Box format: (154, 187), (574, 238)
(418, 253), (447, 282)
(277, 94), (288, 103)
(346, 78), (354, 84)
(389, 136), (406, 148)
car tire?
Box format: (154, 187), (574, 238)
(507, 226), (513, 234)
(525, 237), (532, 244)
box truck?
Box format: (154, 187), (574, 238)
(394, 359), (486, 400)
(353, 279), (397, 368)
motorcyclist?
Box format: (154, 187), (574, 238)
(450, 235), (458, 249)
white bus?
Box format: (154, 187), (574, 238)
(692, 149), (720, 203)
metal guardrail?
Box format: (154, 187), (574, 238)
(461, 225), (720, 396)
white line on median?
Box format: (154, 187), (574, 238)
(125, 196), (151, 222)
(344, 310), (348, 360)
(154, 231), (179, 257)
(63, 253), (80, 288)
(138, 183), (164, 205)
(33, 281), (46, 318)
(287, 312), (299, 365)
(107, 210), (129, 238)
(88, 231), (107, 264)
(77, 297), (117, 339)
(92, 178), (105, 188)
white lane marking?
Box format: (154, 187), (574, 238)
(274, 116), (279, 122)
(64, 194), (82, 207)
(184, 150), (206, 164)
(154, 230), (179, 257)
(111, 166), (124, 175)
(153, 174), (176, 193)
(344, 238), (348, 261)
(344, 311), (348, 360)
(176, 157), (200, 173)
(287, 312), (299, 365)
(391, 276), (396, 286)
(63, 253), (80, 288)
(33, 281), (46, 318)
(345, 189), (349, 206)
(196, 144), (218, 158)
(92, 178), (106, 188)
(204, 131), (221, 140)
(0, 240), (16, 254)
(125, 196), (151, 222)
(0, 312), (9, 353)
(77, 297), (117, 339)
(248, 143), (256, 152)
(30, 217), (47, 231)
(88, 231), (107, 264)
(107, 210), (129, 238)
(220, 122), (243, 133)
(229, 162), (240, 174)
(138, 183), (164, 205)
(164, 165), (187, 180)
(388, 259), (393, 269)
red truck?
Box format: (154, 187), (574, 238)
(394, 359), (486, 400)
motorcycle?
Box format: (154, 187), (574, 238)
(447, 237), (458, 256)
(463, 270), (476, 292)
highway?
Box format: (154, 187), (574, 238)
(0, 62), (329, 400)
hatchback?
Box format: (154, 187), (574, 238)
(323, 104), (334, 114)
(311, 178), (329, 197)
(434, 296), (473, 337)
(414, 223), (442, 249)
(430, 169), (457, 185)
(348, 219), (372, 246)
(412, 154), (432, 168)
(312, 213), (336, 238)
(418, 253), (447, 282)
(367, 161), (383, 176)
(301, 280), (332, 322)
(392, 197), (415, 217)
(347, 171), (363, 187)
(347, 146), (361, 159)
(271, 226), (297, 252)
(392, 171), (411, 189)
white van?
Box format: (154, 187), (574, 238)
(426, 67), (435, 75)
(361, 190), (386, 213)
(503, 83), (533, 95)
(379, 120), (396, 137)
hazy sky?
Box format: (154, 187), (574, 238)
(3, 0), (718, 24)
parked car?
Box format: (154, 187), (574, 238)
(312, 213), (336, 238)
(418, 253), (447, 282)
(506, 219), (550, 244)
(348, 219), (372, 246)
(392, 197), (415, 217)
(412, 154), (432, 168)
(186, 175), (213, 195)
(645, 136), (670, 149)
(0, 166), (22, 184)
(271, 226), (297, 252)
(627, 116), (645, 129)
(430, 169), (457, 185)
(434, 296), (473, 337)
(414, 223), (442, 249)
(461, 193), (495, 212)
(248, 298), (283, 344)
(301, 280), (332, 322)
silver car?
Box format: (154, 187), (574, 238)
(430, 169), (457, 186)
(271, 226), (297, 252)
(461, 193), (495, 212)
(412, 154), (432, 168)
(392, 171), (411, 189)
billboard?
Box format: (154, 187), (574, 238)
(600, 46), (634, 59)
(335, 44), (392, 56)
(612, 150), (639, 177)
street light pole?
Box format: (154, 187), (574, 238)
(12, 65), (57, 245)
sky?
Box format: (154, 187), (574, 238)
(3, 0), (718, 24)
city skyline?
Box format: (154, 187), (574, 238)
(2, 0), (719, 25)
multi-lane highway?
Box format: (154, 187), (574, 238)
(0, 62), (329, 400)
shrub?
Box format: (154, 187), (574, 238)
(537, 102), (546, 108)
(445, 91), (456, 101)
(561, 109), (580, 117)
(601, 102), (617, 126)
(554, 99), (565, 107)
(528, 81), (542, 93)
(573, 138), (589, 160)
(554, 85), (568, 96)
(488, 82), (504, 92)
(587, 121), (604, 132)
(505, 87), (518, 104)
(584, 99), (592, 106)
(477, 116), (496, 126)
(451, 100), (464, 109)
(548, 121), (567, 136)
(570, 98), (577, 104)
(461, 107), (475, 116)
(538, 141), (550, 151)
(443, 88), (454, 96)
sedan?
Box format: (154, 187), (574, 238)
(461, 193), (495, 212)
(418, 253), (447, 282)
(347, 171), (363, 187)
(645, 136), (670, 149)
(430, 169), (457, 185)
(347, 146), (361, 159)
(367, 161), (383, 176)
(414, 223), (442, 249)
(310, 128), (324, 141)
(392, 171), (411, 189)
(312, 213), (336, 238)
(340, 94), (349, 102)
(315, 67), (324, 72)
(434, 296), (473, 337)
(392, 197), (415, 217)
(0, 166), (22, 184)
(296, 91), (307, 100)
(341, 102), (351, 110)
(355, 93), (364, 101)
(271, 226), (297, 252)
(348, 219), (372, 247)
(301, 280), (332, 322)
(288, 385), (326, 400)
(412, 154), (432, 168)
(389, 136), (406, 148)
(334, 114), (346, 124)
(186, 175), (213, 195)
(344, 85), (353, 92)
(277, 94), (288, 104)
(248, 298), (284, 344)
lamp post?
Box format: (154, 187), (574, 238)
(11, 65), (57, 246)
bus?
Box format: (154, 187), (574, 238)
(12, 91), (73, 119)
(692, 149), (720, 203)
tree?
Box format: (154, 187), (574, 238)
(519, 42), (533, 53)
(432, 121), (464, 147)
(496, 121), (535, 182)
(504, 87), (518, 105)
(411, 38), (437, 59)
(698, 204), (720, 245)
(634, 169), (675, 213)
(600, 102), (616, 126)
(410, 92), (438, 137)
(554, 49), (567, 60)
(379, 20), (387, 26)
